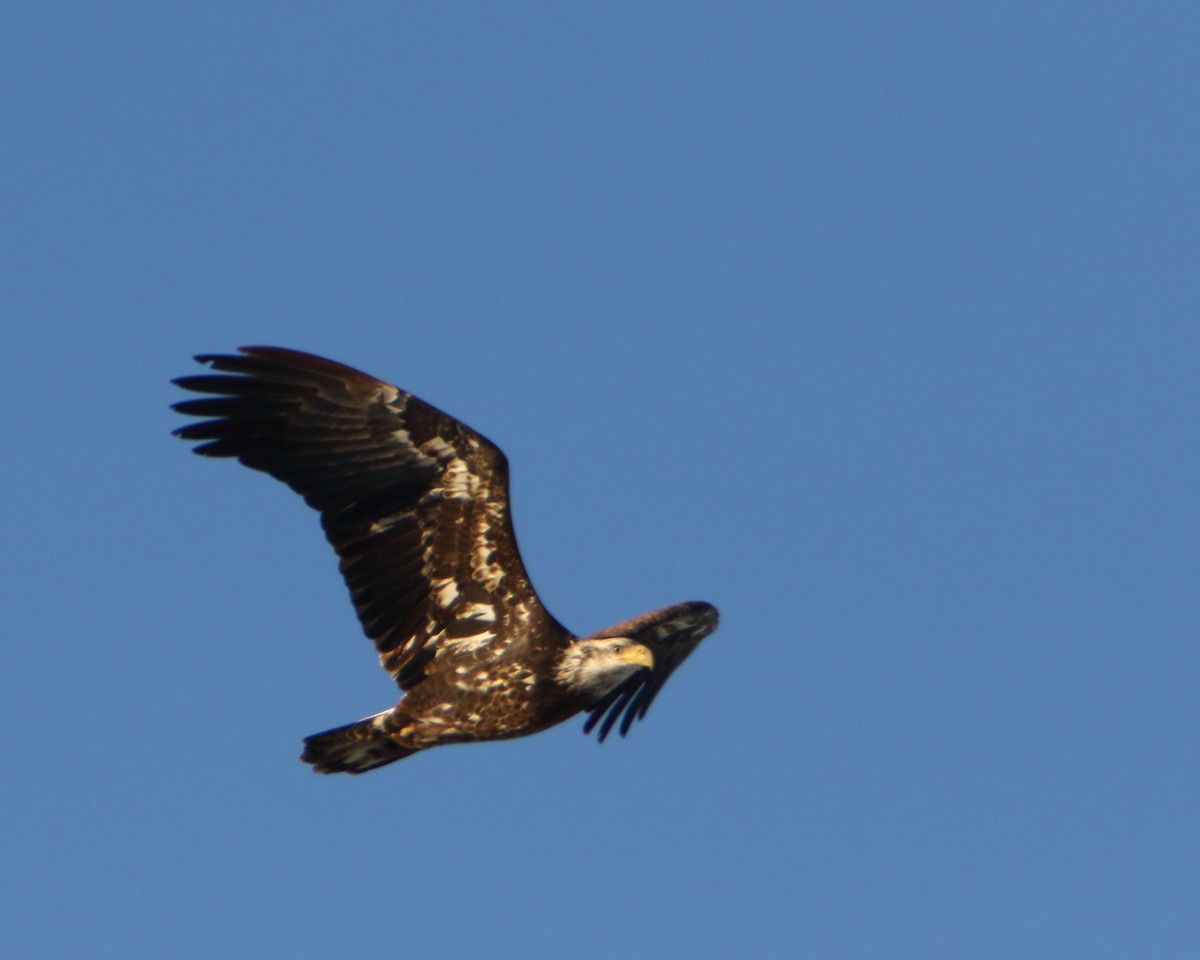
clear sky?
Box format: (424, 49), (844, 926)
(4, 4), (1197, 958)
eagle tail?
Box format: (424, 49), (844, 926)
(300, 710), (417, 774)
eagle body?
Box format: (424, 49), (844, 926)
(173, 347), (718, 774)
(302, 633), (643, 773)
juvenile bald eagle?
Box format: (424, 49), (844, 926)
(172, 347), (718, 774)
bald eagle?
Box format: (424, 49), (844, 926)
(172, 347), (718, 774)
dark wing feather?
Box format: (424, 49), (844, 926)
(172, 346), (567, 689)
(582, 601), (718, 741)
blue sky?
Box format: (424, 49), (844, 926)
(3, 3), (1197, 958)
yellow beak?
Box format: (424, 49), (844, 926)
(618, 643), (655, 670)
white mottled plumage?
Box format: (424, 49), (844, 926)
(172, 346), (719, 774)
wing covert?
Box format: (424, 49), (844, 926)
(172, 346), (565, 689)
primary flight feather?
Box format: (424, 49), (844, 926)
(172, 347), (718, 773)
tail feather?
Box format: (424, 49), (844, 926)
(301, 710), (417, 774)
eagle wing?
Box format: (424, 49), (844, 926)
(582, 601), (718, 741)
(172, 346), (566, 690)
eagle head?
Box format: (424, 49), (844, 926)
(554, 637), (654, 698)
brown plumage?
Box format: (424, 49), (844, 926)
(172, 347), (718, 773)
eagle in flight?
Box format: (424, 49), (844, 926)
(172, 347), (718, 773)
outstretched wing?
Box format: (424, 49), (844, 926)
(582, 601), (718, 741)
(172, 346), (566, 689)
